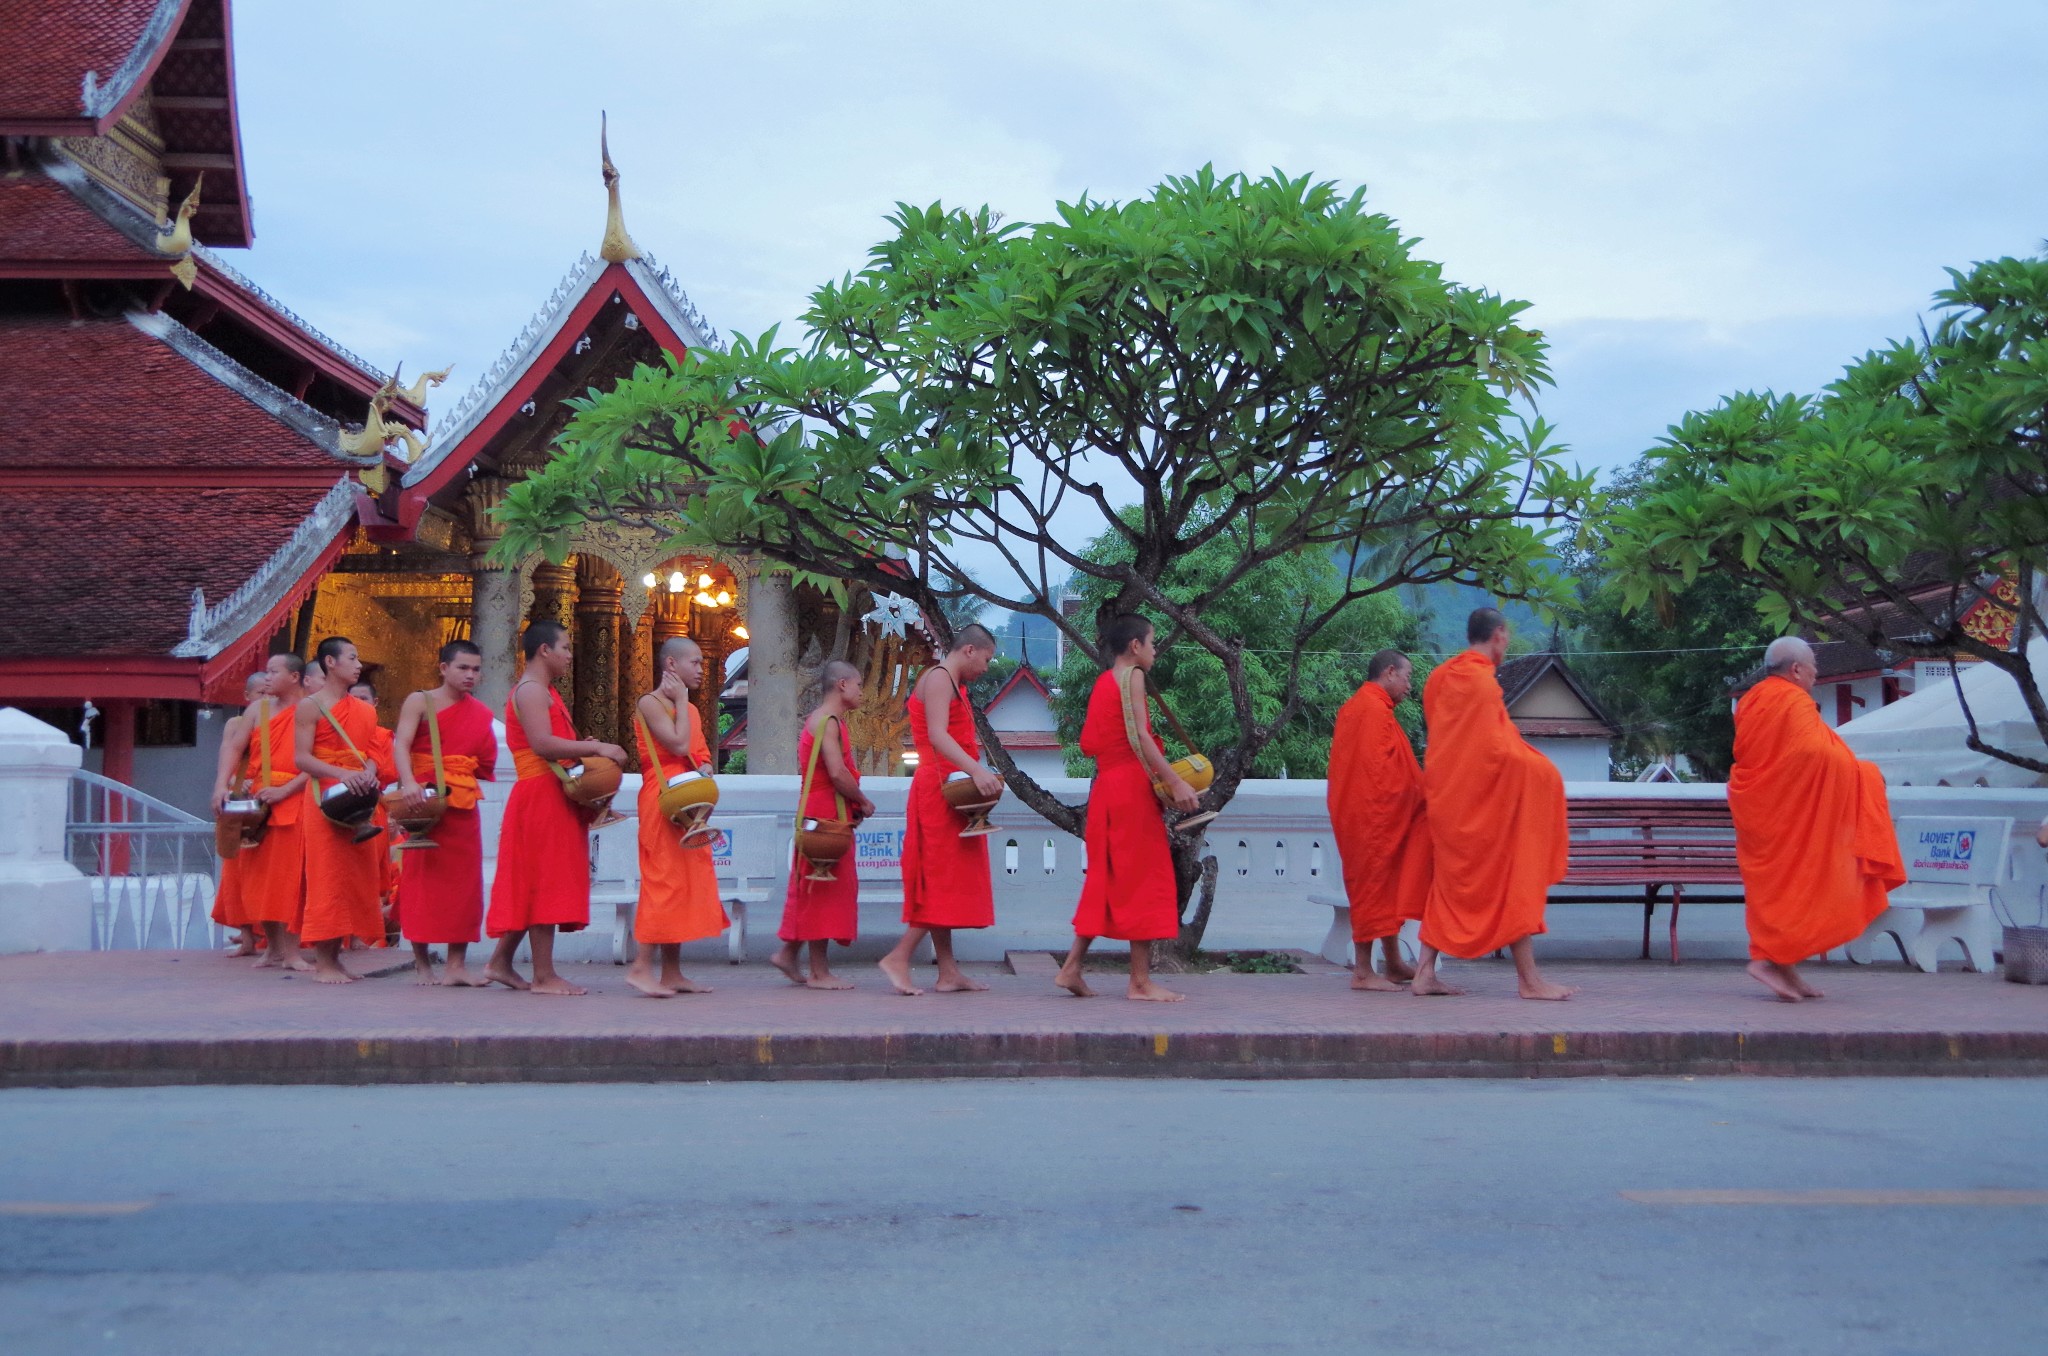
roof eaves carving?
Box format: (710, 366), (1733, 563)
(78, 0), (187, 123)
(172, 476), (357, 658)
(127, 307), (345, 454)
(626, 254), (725, 353)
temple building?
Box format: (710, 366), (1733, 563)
(1, 0), (924, 813)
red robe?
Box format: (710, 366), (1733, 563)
(211, 714), (253, 931)
(486, 683), (591, 936)
(398, 692), (498, 945)
(1418, 650), (1567, 959)
(778, 716), (860, 944)
(1730, 676), (1904, 964)
(236, 699), (305, 929)
(299, 695), (392, 947)
(633, 700), (727, 945)
(902, 672), (995, 930)
(1071, 667), (1179, 943)
(1328, 682), (1432, 943)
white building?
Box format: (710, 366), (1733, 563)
(981, 664), (1068, 781)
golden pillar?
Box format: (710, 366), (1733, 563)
(573, 555), (624, 752)
(530, 560), (578, 711)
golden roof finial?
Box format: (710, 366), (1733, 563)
(599, 111), (642, 264)
(158, 173), (203, 288)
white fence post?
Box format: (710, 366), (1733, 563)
(0, 708), (93, 952)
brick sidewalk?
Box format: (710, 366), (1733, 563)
(3, 950), (2045, 1086)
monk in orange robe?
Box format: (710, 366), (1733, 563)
(484, 620), (628, 996)
(208, 672), (267, 955)
(625, 637), (728, 997)
(1055, 614), (1201, 1003)
(771, 661), (875, 989)
(228, 653), (311, 970)
(295, 637), (395, 983)
(879, 623), (1002, 996)
(1729, 637), (1906, 1001)
(1413, 608), (1574, 1001)
(392, 640), (498, 986)
(1327, 649), (1431, 991)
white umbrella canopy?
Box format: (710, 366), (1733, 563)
(1838, 637), (2048, 787)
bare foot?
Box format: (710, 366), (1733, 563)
(253, 950), (282, 969)
(283, 954), (314, 973)
(1517, 978), (1576, 1001)
(1128, 979), (1185, 1002)
(1747, 959), (1804, 1003)
(438, 970), (488, 987)
(483, 962), (531, 991)
(877, 955), (924, 996)
(1351, 969), (1404, 992)
(411, 959), (438, 986)
(311, 958), (357, 985)
(1410, 970), (1464, 997)
(806, 973), (856, 990)
(529, 975), (588, 996)
(625, 968), (672, 998)
(769, 944), (807, 986)
(1785, 966), (1825, 999)
(934, 973), (988, 993)
(1054, 963), (1094, 998)
(227, 931), (259, 958)
(1380, 948), (1416, 983)
(662, 974), (710, 994)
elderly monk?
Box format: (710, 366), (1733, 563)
(1730, 637), (1906, 1001)
(208, 672), (268, 956)
(1328, 649), (1431, 991)
(879, 623), (1003, 997)
(1413, 608), (1574, 1001)
(228, 654), (312, 971)
(295, 637), (395, 984)
(392, 640), (499, 987)
(625, 637), (728, 998)
(485, 620), (629, 995)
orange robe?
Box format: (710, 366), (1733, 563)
(633, 700), (728, 945)
(1729, 676), (1904, 964)
(398, 693), (497, 945)
(1072, 668), (1179, 943)
(368, 723), (399, 914)
(779, 716), (860, 944)
(1419, 650), (1567, 958)
(1328, 681), (1432, 944)
(211, 856), (247, 931)
(236, 699), (305, 929)
(902, 672), (995, 930)
(299, 695), (392, 947)
(486, 683), (591, 937)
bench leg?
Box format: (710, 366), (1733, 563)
(1669, 886), (1682, 966)
(1641, 889), (1655, 961)
(614, 901), (634, 965)
(728, 898), (747, 964)
(1319, 905), (1352, 967)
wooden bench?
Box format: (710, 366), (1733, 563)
(1554, 798), (1742, 964)
(1311, 795), (1743, 966)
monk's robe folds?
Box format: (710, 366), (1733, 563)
(299, 695), (390, 947)
(634, 700), (727, 945)
(779, 717), (859, 944)
(1419, 650), (1566, 959)
(1729, 675), (1904, 964)
(237, 699), (305, 929)
(398, 693), (498, 945)
(1328, 681), (1432, 944)
(901, 673), (995, 930)
(1071, 668), (1179, 943)
(487, 683), (592, 937)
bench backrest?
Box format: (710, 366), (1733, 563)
(707, 813), (783, 883)
(1894, 817), (2013, 896)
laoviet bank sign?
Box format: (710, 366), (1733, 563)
(1893, 816), (2011, 887)
(1909, 826), (1975, 874)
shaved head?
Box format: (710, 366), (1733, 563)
(1764, 636), (1815, 674)
(820, 660), (861, 687)
(953, 623), (996, 653)
(658, 636), (702, 667)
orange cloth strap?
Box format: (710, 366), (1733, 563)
(422, 692), (447, 797)
(319, 700), (369, 771)
(799, 715), (848, 823)
(509, 680), (558, 782)
(635, 699), (698, 785)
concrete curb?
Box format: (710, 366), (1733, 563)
(5, 1027), (2046, 1088)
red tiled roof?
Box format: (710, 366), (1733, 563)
(0, 172), (158, 264)
(0, 482), (335, 657)
(1514, 717), (1615, 739)
(0, 0), (182, 128)
(0, 313), (339, 472)
(990, 729), (1063, 750)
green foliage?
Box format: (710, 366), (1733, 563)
(1053, 506), (1425, 778)
(1565, 464), (1775, 780)
(1598, 253), (2048, 772)
(967, 655), (1020, 709)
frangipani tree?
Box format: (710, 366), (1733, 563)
(1601, 254), (2048, 776)
(494, 167), (1588, 950)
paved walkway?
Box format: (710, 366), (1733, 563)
(3, 950), (2045, 1085)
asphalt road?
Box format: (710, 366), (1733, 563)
(2, 1077), (2044, 1355)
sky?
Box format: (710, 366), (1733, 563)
(229, 0), (2048, 499)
